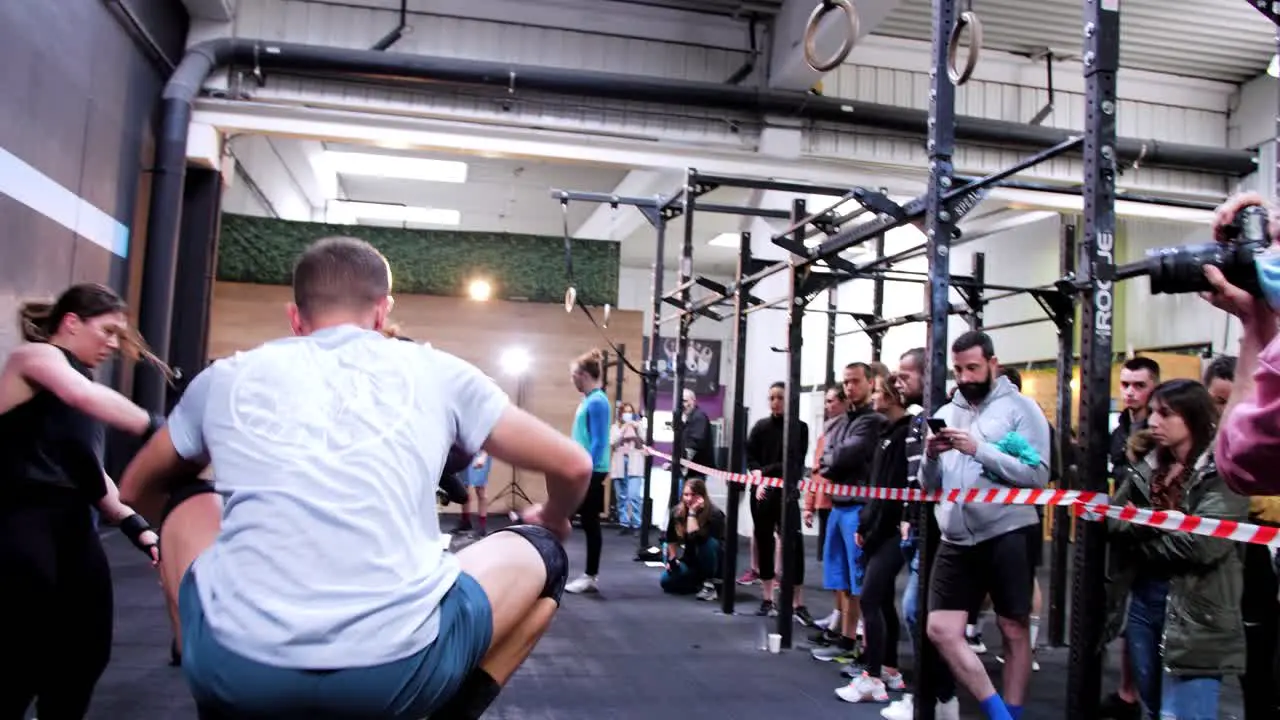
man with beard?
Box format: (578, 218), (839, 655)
(920, 332), (1050, 720)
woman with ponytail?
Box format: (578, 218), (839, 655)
(0, 283), (168, 719)
(564, 348), (612, 595)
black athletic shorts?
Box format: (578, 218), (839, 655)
(1029, 506), (1045, 569)
(928, 524), (1037, 620)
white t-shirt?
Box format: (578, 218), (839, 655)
(166, 325), (508, 669)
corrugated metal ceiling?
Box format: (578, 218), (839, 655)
(875, 0), (1276, 83)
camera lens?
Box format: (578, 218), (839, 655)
(1145, 243), (1226, 295)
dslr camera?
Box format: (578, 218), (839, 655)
(1132, 204), (1269, 296)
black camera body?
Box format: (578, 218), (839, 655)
(1141, 204), (1268, 296)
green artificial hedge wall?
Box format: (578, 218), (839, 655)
(217, 214), (620, 306)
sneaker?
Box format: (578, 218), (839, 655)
(836, 672), (889, 703)
(811, 642), (859, 663)
(1098, 691), (1141, 720)
(794, 606), (816, 627)
(756, 600), (777, 617)
(736, 568), (760, 585)
(809, 628), (841, 646)
(881, 694), (914, 720)
(842, 665), (904, 689)
(936, 697), (960, 720)
(564, 575), (598, 594)
(815, 610), (841, 630)
(966, 632), (987, 654)
(695, 583), (718, 602)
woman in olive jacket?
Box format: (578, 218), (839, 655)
(1102, 380), (1247, 720)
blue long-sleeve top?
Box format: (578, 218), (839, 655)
(573, 388), (612, 473)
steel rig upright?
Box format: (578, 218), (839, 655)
(1067, 1), (1120, 717)
(914, 0), (962, 717)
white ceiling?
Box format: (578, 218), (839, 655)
(877, 0), (1276, 83)
(325, 142), (629, 237)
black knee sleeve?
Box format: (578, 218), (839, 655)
(496, 524), (568, 605)
(432, 668), (501, 720)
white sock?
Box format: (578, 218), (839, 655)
(1030, 615), (1041, 649)
(828, 609), (842, 624)
(965, 624), (977, 639)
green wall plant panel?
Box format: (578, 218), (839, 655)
(217, 214), (620, 306)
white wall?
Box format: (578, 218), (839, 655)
(1122, 219), (1243, 356)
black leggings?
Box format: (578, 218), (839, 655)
(816, 508), (831, 562)
(750, 489), (805, 584)
(0, 501), (113, 720)
(860, 539), (905, 676)
(577, 472), (606, 576)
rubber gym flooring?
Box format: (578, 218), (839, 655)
(86, 516), (1245, 719)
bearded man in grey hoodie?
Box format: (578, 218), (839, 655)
(920, 331), (1049, 720)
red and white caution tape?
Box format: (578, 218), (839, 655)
(647, 447), (1279, 546)
(1073, 502), (1280, 548)
(645, 447), (1107, 507)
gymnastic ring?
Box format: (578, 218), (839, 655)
(601, 303), (612, 328)
(803, 0), (860, 73)
(564, 286), (577, 313)
(947, 10), (983, 86)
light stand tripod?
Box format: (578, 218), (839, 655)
(490, 372), (533, 513)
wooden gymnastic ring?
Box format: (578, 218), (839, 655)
(947, 10), (983, 86)
(803, 0), (860, 73)
(601, 303), (612, 328)
(564, 286), (577, 313)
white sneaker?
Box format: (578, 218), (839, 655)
(881, 695), (913, 720)
(880, 695), (959, 720)
(881, 669), (905, 691)
(835, 672), (889, 703)
(564, 575), (598, 594)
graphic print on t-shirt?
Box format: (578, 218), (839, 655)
(227, 338), (417, 458)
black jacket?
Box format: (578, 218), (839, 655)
(665, 506), (727, 547)
(859, 414), (914, 555)
(746, 414), (810, 488)
(820, 404), (887, 505)
(1109, 410), (1146, 480)
(682, 407), (715, 469)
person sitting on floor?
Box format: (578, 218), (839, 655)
(660, 478), (725, 601)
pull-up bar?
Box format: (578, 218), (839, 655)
(550, 189), (794, 221)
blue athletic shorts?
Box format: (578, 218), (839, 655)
(179, 567), (493, 719)
(822, 503), (865, 595)
(467, 456), (492, 489)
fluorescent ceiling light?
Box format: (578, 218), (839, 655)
(324, 151), (468, 183)
(1269, 54), (1278, 78)
(988, 188), (1215, 224)
(327, 200), (461, 226)
(707, 232), (741, 248)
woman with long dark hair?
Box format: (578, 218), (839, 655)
(1105, 379), (1247, 720)
(564, 349), (612, 595)
(660, 477), (725, 599)
(0, 283), (166, 718)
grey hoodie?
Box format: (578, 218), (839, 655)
(920, 375), (1050, 546)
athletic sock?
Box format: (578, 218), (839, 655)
(479, 514), (487, 532)
(966, 623), (977, 639)
(1008, 704), (1023, 720)
(978, 693), (1013, 720)
(1029, 615), (1041, 648)
(432, 668), (502, 720)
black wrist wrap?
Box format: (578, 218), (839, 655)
(119, 513), (154, 555)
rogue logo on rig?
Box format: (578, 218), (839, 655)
(1093, 229), (1115, 337)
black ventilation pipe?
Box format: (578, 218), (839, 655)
(133, 38), (1256, 410)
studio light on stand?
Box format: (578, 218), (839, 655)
(494, 347), (534, 514)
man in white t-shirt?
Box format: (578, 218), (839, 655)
(120, 236), (592, 719)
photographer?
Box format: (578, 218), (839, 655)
(1203, 193), (1280, 496)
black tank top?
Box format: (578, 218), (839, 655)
(0, 347), (108, 506)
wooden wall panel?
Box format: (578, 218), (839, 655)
(208, 282), (645, 512)
(1018, 352), (1204, 423)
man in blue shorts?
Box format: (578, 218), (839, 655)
(120, 236), (593, 720)
(812, 362), (885, 662)
(455, 451), (492, 536)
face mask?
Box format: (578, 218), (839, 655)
(1256, 247), (1280, 312)
(622, 413), (636, 423)
(957, 377), (992, 405)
